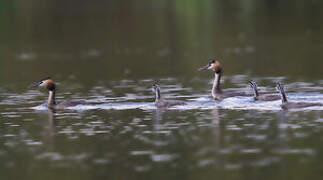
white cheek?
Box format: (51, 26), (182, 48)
(207, 64), (215, 70)
(39, 81), (46, 87)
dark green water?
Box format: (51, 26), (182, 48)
(1, 0), (323, 179)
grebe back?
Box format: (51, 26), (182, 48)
(276, 82), (322, 110)
(29, 77), (87, 109)
(248, 80), (280, 101)
(152, 83), (185, 108)
(199, 59), (249, 100)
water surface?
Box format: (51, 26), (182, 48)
(1, 1), (323, 180)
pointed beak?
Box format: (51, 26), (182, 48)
(248, 80), (254, 86)
(29, 81), (42, 88)
(276, 83), (284, 92)
(198, 64), (211, 71)
(249, 81), (254, 88)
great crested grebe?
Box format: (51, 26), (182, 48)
(199, 59), (249, 100)
(152, 83), (185, 108)
(248, 80), (280, 101)
(29, 77), (87, 109)
(276, 82), (322, 110)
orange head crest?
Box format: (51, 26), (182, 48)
(198, 59), (222, 73)
(29, 77), (56, 91)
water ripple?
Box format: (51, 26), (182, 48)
(28, 94), (323, 111)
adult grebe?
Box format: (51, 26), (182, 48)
(152, 83), (185, 108)
(29, 77), (87, 109)
(276, 82), (322, 110)
(199, 59), (249, 100)
(248, 80), (280, 101)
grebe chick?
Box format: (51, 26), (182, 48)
(29, 77), (87, 109)
(199, 59), (249, 100)
(152, 83), (185, 108)
(248, 80), (280, 101)
(276, 82), (322, 110)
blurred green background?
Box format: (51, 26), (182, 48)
(1, 0), (323, 86)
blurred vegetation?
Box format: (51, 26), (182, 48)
(1, 0), (323, 85)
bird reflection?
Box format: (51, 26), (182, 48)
(45, 109), (56, 137)
(153, 109), (165, 129)
(276, 110), (288, 142)
(37, 109), (57, 152)
(211, 108), (223, 149)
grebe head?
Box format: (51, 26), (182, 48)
(29, 77), (56, 91)
(198, 59), (222, 74)
(152, 83), (162, 100)
(248, 80), (258, 90)
(152, 83), (160, 93)
(276, 82), (284, 93)
(276, 82), (288, 103)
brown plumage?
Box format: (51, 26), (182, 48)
(199, 59), (249, 100)
(29, 77), (87, 109)
(276, 82), (322, 110)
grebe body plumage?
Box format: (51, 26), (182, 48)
(30, 77), (87, 109)
(152, 84), (185, 108)
(276, 83), (322, 110)
(199, 59), (249, 100)
(249, 80), (280, 101)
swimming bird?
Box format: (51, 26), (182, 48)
(152, 83), (185, 108)
(199, 59), (249, 100)
(276, 82), (322, 110)
(248, 80), (280, 101)
(29, 77), (87, 109)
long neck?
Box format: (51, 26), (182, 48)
(155, 88), (161, 102)
(48, 90), (56, 108)
(252, 86), (259, 98)
(212, 73), (222, 97)
(279, 88), (288, 104)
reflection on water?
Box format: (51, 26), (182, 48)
(0, 77), (323, 179)
(1, 0), (323, 179)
